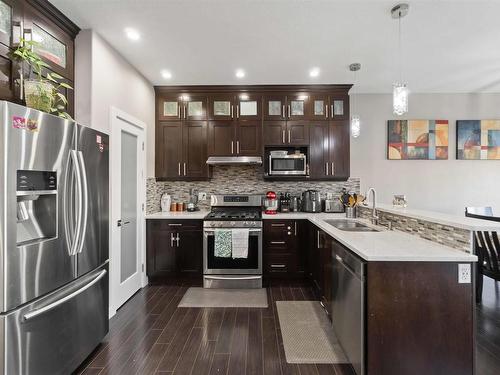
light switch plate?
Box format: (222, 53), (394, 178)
(458, 264), (471, 284)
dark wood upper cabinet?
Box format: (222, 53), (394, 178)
(236, 93), (261, 120)
(263, 120), (286, 146)
(263, 94), (286, 120)
(208, 120), (235, 156)
(24, 2), (75, 80)
(329, 120), (350, 179)
(209, 93), (234, 121)
(156, 121), (183, 179)
(236, 120), (261, 156)
(183, 121), (208, 179)
(158, 96), (182, 121)
(308, 122), (329, 179)
(286, 121), (309, 145)
(155, 85), (352, 181)
(330, 94), (349, 121)
(0, 0), (79, 114)
(181, 95), (207, 121)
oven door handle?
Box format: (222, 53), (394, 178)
(204, 275), (262, 281)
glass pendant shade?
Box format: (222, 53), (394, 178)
(351, 115), (360, 138)
(393, 83), (408, 115)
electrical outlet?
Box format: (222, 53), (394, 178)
(458, 264), (471, 284)
(198, 192), (207, 201)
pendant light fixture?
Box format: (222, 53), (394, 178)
(391, 3), (409, 116)
(349, 63), (361, 138)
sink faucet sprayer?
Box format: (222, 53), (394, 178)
(366, 187), (379, 225)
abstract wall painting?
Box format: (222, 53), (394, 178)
(387, 120), (449, 160)
(457, 120), (500, 160)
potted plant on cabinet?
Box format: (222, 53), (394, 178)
(10, 38), (73, 119)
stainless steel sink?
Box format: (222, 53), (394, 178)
(324, 219), (380, 232)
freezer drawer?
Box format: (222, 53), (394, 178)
(0, 263), (109, 375)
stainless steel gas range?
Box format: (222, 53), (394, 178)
(203, 195), (263, 288)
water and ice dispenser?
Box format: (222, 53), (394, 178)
(16, 170), (57, 245)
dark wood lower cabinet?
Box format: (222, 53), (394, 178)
(263, 219), (306, 278)
(146, 220), (203, 279)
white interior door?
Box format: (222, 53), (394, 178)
(110, 108), (146, 316)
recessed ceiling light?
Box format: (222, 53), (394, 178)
(124, 27), (140, 41)
(235, 69), (246, 78)
(309, 67), (320, 77)
(161, 70), (172, 79)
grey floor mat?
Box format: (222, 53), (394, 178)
(178, 287), (268, 308)
(276, 301), (348, 364)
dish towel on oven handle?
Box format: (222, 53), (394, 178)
(214, 229), (232, 258)
(231, 228), (250, 259)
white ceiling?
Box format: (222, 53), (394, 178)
(50, 0), (500, 93)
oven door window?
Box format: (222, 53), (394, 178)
(206, 232), (259, 270)
(271, 158), (305, 172)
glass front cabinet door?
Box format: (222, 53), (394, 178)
(158, 96), (181, 121)
(310, 94), (329, 120)
(287, 94), (311, 120)
(264, 95), (286, 120)
(236, 94), (261, 120)
(330, 95), (349, 120)
(209, 94), (234, 121)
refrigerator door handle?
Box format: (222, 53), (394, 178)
(70, 150), (83, 256)
(76, 151), (89, 254)
(22, 269), (107, 321)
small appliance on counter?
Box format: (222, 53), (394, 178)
(290, 195), (302, 212)
(324, 192), (344, 213)
(187, 188), (199, 212)
(279, 192), (291, 212)
(302, 190), (322, 213)
(264, 191), (278, 214)
(161, 193), (171, 212)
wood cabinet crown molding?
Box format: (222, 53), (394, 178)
(155, 84), (353, 95)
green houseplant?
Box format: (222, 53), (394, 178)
(10, 38), (73, 119)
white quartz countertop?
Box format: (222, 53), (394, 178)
(146, 210), (210, 219)
(146, 210), (477, 262)
(363, 203), (500, 231)
(263, 212), (477, 262)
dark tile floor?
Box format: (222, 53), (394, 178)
(74, 278), (500, 375)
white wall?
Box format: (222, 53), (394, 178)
(351, 93), (500, 216)
(74, 29), (155, 176)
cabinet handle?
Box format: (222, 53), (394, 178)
(178, 162), (181, 176)
(331, 104), (334, 118)
(170, 232), (175, 247)
(282, 105), (285, 119)
(325, 163), (329, 175)
(231, 141), (234, 154)
(294, 222), (297, 236)
(288, 130), (291, 143)
(231, 105), (234, 119)
(271, 223), (285, 227)
(271, 264), (286, 268)
(270, 241), (286, 245)
(325, 104), (328, 119)
(331, 162), (335, 176)
(178, 104), (181, 118)
(282, 130), (285, 144)
(183, 162), (186, 176)
(183, 105), (186, 119)
(287, 105), (291, 118)
(168, 223), (183, 226)
(236, 105), (239, 119)
(317, 230), (321, 248)
(176, 233), (180, 247)
(237, 141), (240, 154)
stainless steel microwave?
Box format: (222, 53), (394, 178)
(268, 151), (307, 175)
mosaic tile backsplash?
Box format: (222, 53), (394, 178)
(358, 206), (472, 252)
(147, 165), (360, 214)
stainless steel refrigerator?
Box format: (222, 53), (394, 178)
(0, 101), (109, 375)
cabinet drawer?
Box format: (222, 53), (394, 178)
(148, 219), (202, 231)
(264, 220), (295, 232)
(264, 254), (291, 273)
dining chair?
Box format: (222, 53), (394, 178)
(473, 230), (500, 303)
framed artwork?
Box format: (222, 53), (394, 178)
(457, 120), (500, 160)
(387, 120), (449, 160)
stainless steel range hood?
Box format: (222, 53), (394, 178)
(206, 156), (263, 165)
